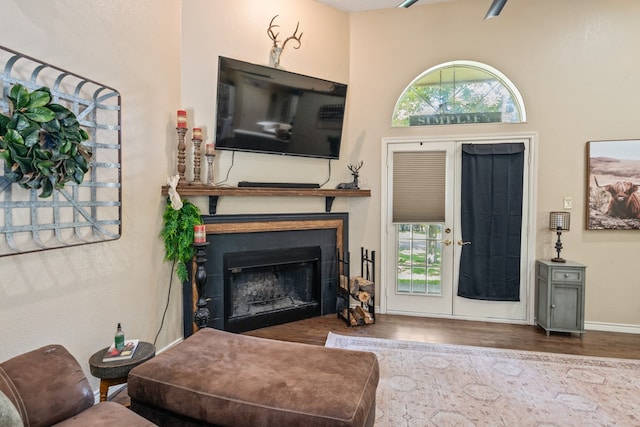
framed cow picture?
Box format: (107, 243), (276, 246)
(587, 139), (640, 230)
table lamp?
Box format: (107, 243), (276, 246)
(549, 211), (570, 263)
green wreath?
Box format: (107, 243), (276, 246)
(0, 84), (91, 198)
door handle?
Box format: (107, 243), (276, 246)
(457, 240), (472, 246)
(441, 239), (452, 246)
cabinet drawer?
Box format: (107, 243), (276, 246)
(551, 269), (583, 282)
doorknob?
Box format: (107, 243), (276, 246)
(441, 239), (452, 246)
(457, 240), (472, 246)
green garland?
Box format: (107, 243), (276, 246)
(161, 200), (202, 282)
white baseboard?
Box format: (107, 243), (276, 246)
(585, 321), (640, 334)
(93, 337), (184, 403)
(376, 309), (640, 334)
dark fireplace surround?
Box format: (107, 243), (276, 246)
(183, 212), (348, 337)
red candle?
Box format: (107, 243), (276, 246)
(193, 128), (202, 140)
(205, 143), (215, 155)
(194, 225), (206, 243)
(177, 110), (187, 128)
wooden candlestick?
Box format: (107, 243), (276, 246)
(192, 136), (203, 184)
(176, 127), (187, 181)
(193, 242), (210, 330)
(205, 153), (216, 186)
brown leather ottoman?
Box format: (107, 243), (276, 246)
(128, 328), (379, 427)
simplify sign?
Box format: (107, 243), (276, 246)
(410, 112), (502, 125)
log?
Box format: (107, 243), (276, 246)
(357, 291), (371, 304)
(355, 305), (374, 325)
(349, 277), (359, 295)
(340, 274), (349, 291)
(354, 276), (374, 295)
(348, 309), (359, 326)
(350, 307), (365, 326)
(341, 308), (361, 326)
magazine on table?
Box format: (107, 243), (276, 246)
(102, 339), (139, 362)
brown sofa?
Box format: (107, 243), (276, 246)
(129, 328), (379, 427)
(0, 344), (155, 426)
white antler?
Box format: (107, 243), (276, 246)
(267, 15), (303, 68)
(281, 21), (303, 51)
(267, 15), (281, 48)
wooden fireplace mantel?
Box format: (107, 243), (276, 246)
(160, 184), (371, 214)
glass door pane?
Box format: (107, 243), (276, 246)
(396, 224), (443, 296)
(385, 140), (455, 316)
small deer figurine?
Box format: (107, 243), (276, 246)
(267, 15), (303, 68)
(337, 161), (364, 190)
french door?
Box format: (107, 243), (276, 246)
(382, 136), (534, 322)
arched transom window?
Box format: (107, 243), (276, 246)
(392, 60), (526, 127)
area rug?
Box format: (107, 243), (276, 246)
(325, 333), (640, 427)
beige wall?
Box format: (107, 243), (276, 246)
(180, 0), (351, 216)
(182, 0), (640, 329)
(1, 0), (639, 396)
(346, 0), (640, 327)
(0, 0), (350, 394)
(0, 0), (182, 390)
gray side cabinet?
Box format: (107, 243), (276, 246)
(535, 260), (586, 338)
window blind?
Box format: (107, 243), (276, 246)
(392, 151), (446, 223)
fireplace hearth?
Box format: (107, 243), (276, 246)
(183, 212), (348, 337)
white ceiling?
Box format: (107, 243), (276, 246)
(313, 0), (452, 13)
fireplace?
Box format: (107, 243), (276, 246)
(183, 212), (348, 337)
(224, 246), (321, 333)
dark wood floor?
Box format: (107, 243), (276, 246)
(245, 313), (640, 360)
(110, 314), (640, 405)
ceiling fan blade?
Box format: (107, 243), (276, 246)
(397, 0), (419, 8)
(484, 0), (507, 19)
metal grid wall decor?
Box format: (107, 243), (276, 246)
(0, 45), (121, 256)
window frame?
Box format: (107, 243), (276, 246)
(392, 60), (527, 127)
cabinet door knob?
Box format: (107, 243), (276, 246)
(551, 304), (556, 309)
(564, 273), (569, 278)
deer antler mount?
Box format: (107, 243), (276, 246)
(267, 15), (303, 68)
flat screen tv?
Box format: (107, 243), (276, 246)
(215, 56), (347, 160)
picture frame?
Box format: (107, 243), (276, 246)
(587, 139), (640, 230)
(0, 45), (122, 256)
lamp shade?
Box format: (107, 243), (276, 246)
(549, 211), (570, 231)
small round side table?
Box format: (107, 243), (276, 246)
(89, 341), (155, 402)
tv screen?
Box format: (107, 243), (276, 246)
(215, 56), (347, 160)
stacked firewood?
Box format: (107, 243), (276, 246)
(350, 276), (374, 304)
(340, 305), (374, 326)
(339, 275), (374, 326)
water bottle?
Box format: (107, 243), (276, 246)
(115, 323), (125, 350)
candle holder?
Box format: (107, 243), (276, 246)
(205, 153), (216, 186)
(176, 127), (187, 181)
(192, 136), (203, 184)
(193, 242), (210, 330)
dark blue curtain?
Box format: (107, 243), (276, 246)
(457, 143), (525, 301)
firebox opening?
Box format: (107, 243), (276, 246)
(223, 246), (322, 333)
